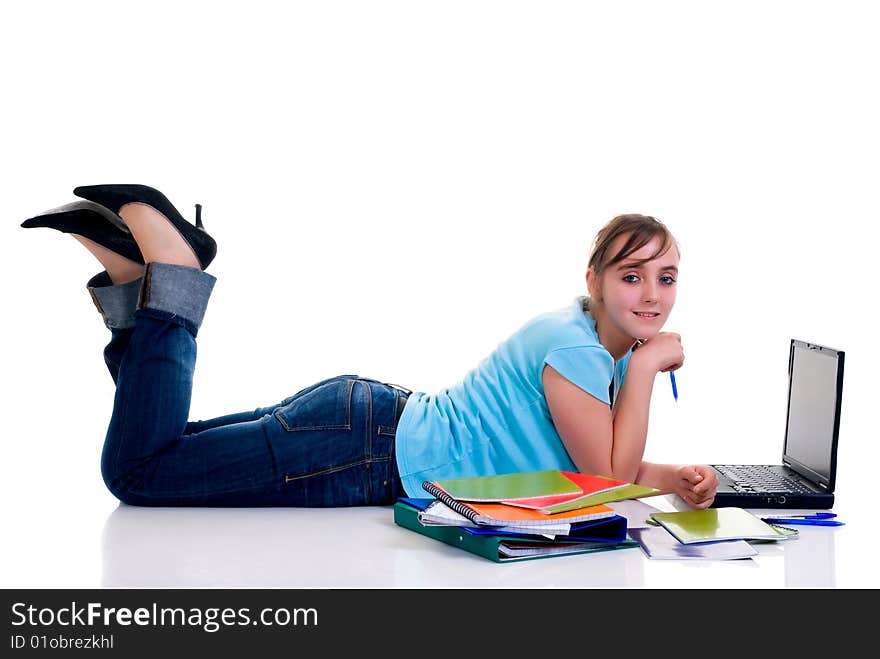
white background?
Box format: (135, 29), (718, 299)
(2, 1), (878, 587)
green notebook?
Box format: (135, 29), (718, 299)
(429, 470), (582, 502)
(394, 502), (638, 563)
(541, 483), (661, 514)
(423, 470), (660, 514)
(649, 508), (793, 545)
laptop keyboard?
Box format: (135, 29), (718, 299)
(713, 464), (815, 494)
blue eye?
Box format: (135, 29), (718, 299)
(623, 273), (676, 284)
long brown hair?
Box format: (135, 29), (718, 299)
(588, 214), (678, 276)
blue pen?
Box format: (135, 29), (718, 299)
(761, 517), (844, 526)
(634, 339), (677, 401)
(761, 512), (837, 520)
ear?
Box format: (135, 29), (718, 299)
(586, 267), (602, 302)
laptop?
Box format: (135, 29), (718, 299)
(710, 339), (845, 509)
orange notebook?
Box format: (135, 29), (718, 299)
(460, 501), (618, 527)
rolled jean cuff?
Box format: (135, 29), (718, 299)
(87, 271), (143, 330)
(137, 262), (216, 335)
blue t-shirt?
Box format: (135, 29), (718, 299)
(394, 296), (633, 497)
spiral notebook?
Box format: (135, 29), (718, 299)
(418, 497), (618, 529)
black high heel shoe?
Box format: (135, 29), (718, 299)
(72, 184), (217, 270)
(21, 200), (145, 264)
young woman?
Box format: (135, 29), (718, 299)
(22, 185), (718, 509)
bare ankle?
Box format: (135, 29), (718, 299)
(72, 235), (144, 285)
(120, 203), (201, 270)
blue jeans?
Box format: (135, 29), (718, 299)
(89, 264), (410, 507)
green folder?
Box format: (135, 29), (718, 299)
(430, 470), (581, 501)
(649, 508), (792, 544)
(540, 483), (661, 514)
(393, 502), (638, 563)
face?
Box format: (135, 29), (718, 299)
(587, 234), (679, 343)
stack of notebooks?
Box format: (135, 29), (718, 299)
(393, 469), (661, 563)
(630, 507), (799, 560)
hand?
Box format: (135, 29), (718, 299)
(631, 332), (684, 374)
(673, 465), (718, 509)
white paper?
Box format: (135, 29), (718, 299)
(629, 526), (758, 560)
(416, 501), (571, 536)
(608, 498), (664, 529)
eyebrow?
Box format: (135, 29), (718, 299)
(616, 262), (679, 273)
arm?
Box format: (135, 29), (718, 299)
(542, 357), (655, 484)
(543, 333), (719, 508)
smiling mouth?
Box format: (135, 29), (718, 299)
(633, 311), (660, 318)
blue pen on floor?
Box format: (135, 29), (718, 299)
(670, 371), (678, 401)
(761, 512), (837, 519)
(761, 517), (844, 526)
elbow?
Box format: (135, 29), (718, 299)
(574, 453), (636, 483)
(586, 462), (637, 484)
(606, 461), (640, 485)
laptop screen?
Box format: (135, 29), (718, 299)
(782, 340), (844, 489)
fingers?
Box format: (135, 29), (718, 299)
(678, 465), (718, 509)
(683, 466), (703, 486)
(680, 487), (715, 509)
(692, 467), (718, 497)
(639, 333), (685, 373)
(686, 494), (715, 509)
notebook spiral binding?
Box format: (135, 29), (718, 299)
(422, 481), (480, 523)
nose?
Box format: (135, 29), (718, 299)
(642, 280), (658, 303)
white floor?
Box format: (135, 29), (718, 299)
(3, 483), (876, 588)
